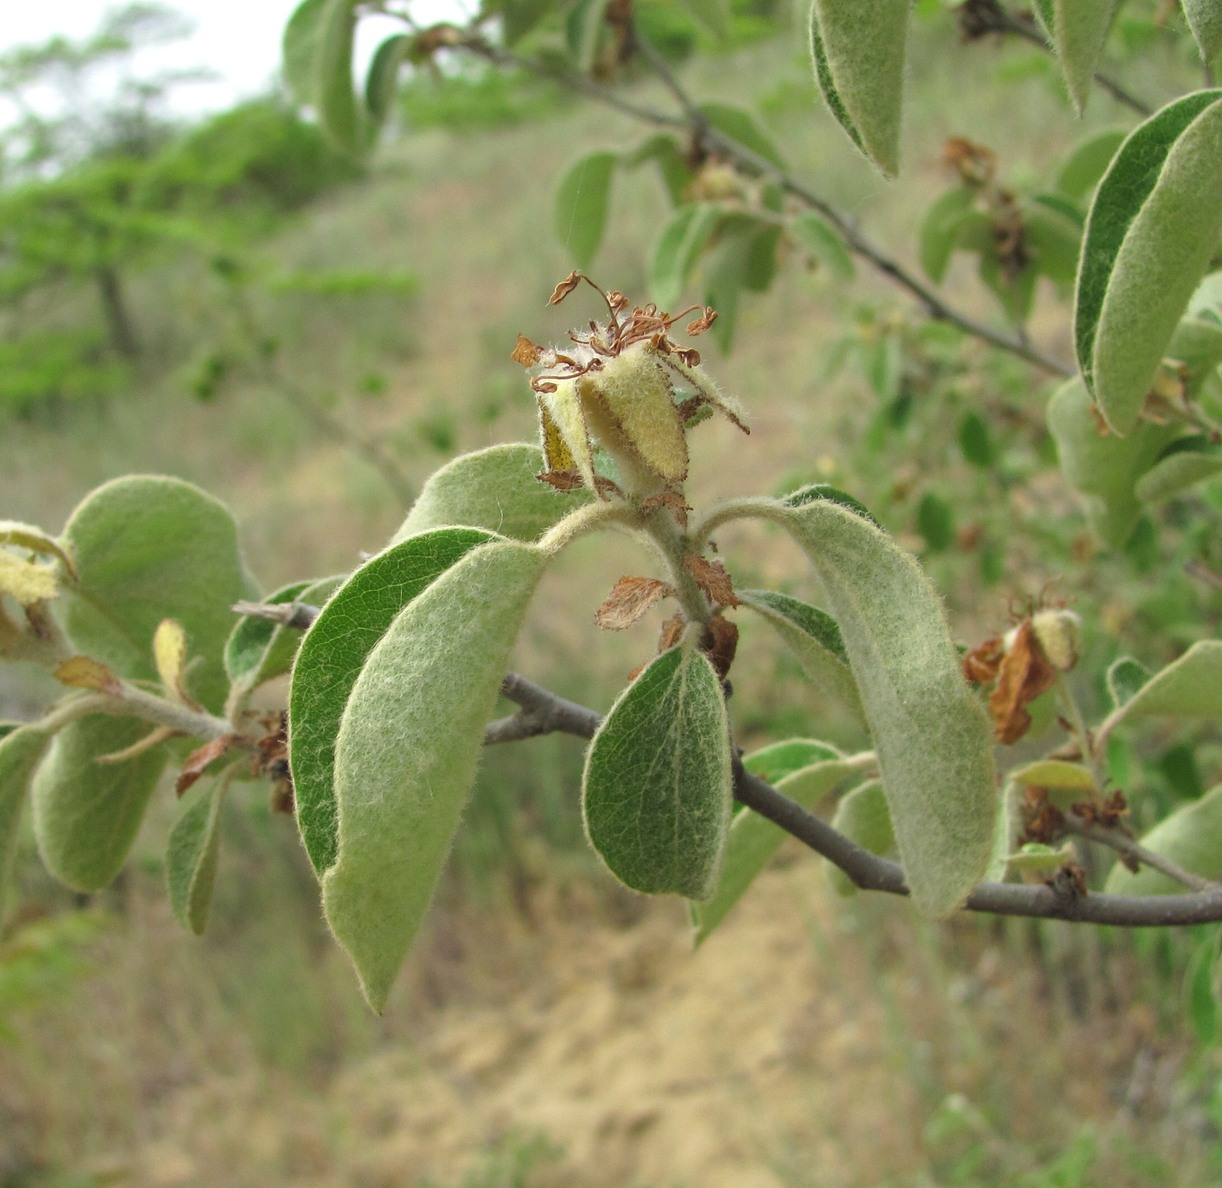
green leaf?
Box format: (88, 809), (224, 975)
(624, 133), (691, 204)
(1075, 91), (1222, 433)
(978, 250), (1037, 327)
(808, 0), (909, 177)
(781, 482), (878, 525)
(31, 716), (168, 893)
(1169, 317), (1222, 400)
(674, 0), (730, 41)
(649, 203), (724, 310)
(916, 491), (955, 553)
(289, 528), (495, 875)
(742, 738), (842, 784)
(0, 727), (51, 923)
(554, 149), (619, 271)
(1009, 759), (1097, 792)
(565, 0), (611, 72)
(827, 778), (893, 896)
(322, 539), (546, 1011)
(1108, 641), (1222, 724)
(1184, 0), (1222, 62)
(317, 0), (364, 154)
(692, 755), (868, 944)
(393, 443), (592, 543)
(583, 646), (731, 900)
(1107, 656), (1153, 709)
(1047, 378), (1178, 546)
(282, 0), (330, 106)
(745, 499), (997, 916)
(1104, 783), (1222, 895)
(789, 212), (855, 283)
(365, 34), (410, 130)
(1134, 447), (1222, 503)
(737, 589), (864, 722)
(697, 103), (786, 170)
(225, 575), (342, 703)
(502, 0), (553, 46)
(958, 411), (996, 467)
(60, 476), (257, 713)
(1054, 128), (1126, 201)
(1050, 0), (1119, 113)
(1026, 196), (1084, 286)
(918, 187), (976, 284)
(166, 773), (231, 935)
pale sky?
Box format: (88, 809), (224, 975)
(0, 1), (471, 121)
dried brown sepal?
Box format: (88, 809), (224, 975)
(676, 347), (701, 367)
(1021, 787), (1066, 844)
(549, 272), (583, 304)
(537, 469), (586, 492)
(1045, 862), (1088, 901)
(1073, 789), (1130, 831)
(683, 553), (738, 609)
(595, 576), (676, 631)
(658, 612), (686, 653)
(699, 613), (739, 680)
(176, 733), (242, 797)
(54, 655), (123, 696)
(511, 333), (542, 367)
(592, 475), (626, 501)
(943, 136), (996, 186)
(988, 620), (1057, 744)
(638, 489), (692, 525)
(963, 634), (1005, 685)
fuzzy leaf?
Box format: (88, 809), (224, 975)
(692, 754), (866, 943)
(1076, 91), (1222, 433)
(289, 528), (495, 876)
(789, 212), (856, 283)
(1047, 378), (1178, 546)
(1134, 448), (1222, 503)
(737, 589), (864, 721)
(1184, 0), (1222, 62)
(751, 499), (996, 916)
(741, 738), (843, 785)
(808, 0), (909, 177)
(0, 727), (51, 923)
(166, 773), (230, 935)
(554, 150), (619, 271)
(59, 476), (256, 713)
(322, 540), (546, 1011)
(31, 716), (168, 893)
(1109, 641), (1222, 724)
(1104, 783), (1222, 895)
(827, 778), (894, 896)
(394, 443), (591, 543)
(584, 646), (731, 901)
(781, 482), (878, 525)
(1107, 656), (1152, 708)
(1169, 317), (1222, 398)
(1050, 0), (1119, 114)
(317, 0), (363, 154)
(650, 203), (724, 310)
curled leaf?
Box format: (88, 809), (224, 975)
(595, 576), (675, 631)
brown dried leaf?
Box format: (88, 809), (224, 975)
(683, 554), (738, 609)
(54, 655), (123, 695)
(176, 733), (241, 796)
(988, 620), (1057, 745)
(963, 634), (1005, 685)
(658, 612), (686, 652)
(700, 613), (739, 680)
(537, 469), (586, 492)
(511, 333), (542, 367)
(595, 576), (675, 631)
(549, 271), (583, 305)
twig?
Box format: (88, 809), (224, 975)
(1062, 809), (1217, 892)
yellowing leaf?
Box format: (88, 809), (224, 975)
(153, 619), (191, 703)
(53, 655), (122, 695)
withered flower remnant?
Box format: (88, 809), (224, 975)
(512, 274), (748, 499)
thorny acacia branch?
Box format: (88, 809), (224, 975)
(458, 23), (1074, 378)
